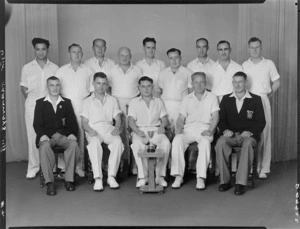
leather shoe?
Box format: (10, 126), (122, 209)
(172, 176), (183, 189)
(46, 182), (56, 196)
(64, 181), (75, 191)
(107, 176), (119, 189)
(136, 178), (147, 188)
(196, 178), (205, 190)
(219, 183), (231, 192)
(234, 184), (245, 195)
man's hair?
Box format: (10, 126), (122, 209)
(93, 72), (108, 81)
(166, 48), (181, 56)
(191, 72), (207, 81)
(143, 37), (156, 46)
(93, 38), (106, 47)
(233, 71), (247, 80)
(196, 38), (209, 46)
(217, 40), (231, 49)
(248, 37), (262, 45)
(68, 43), (82, 52)
(32, 38), (50, 48)
(47, 76), (60, 83)
(139, 76), (153, 84)
(118, 47), (131, 56)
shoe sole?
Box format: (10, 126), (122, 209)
(93, 189), (104, 192)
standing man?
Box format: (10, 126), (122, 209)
(215, 71), (265, 195)
(55, 43), (93, 177)
(171, 72), (219, 190)
(33, 76), (79, 196)
(158, 48), (193, 137)
(136, 37), (166, 97)
(128, 77), (171, 187)
(242, 37), (280, 179)
(210, 40), (242, 102)
(20, 37), (59, 179)
(187, 38), (215, 90)
(81, 72), (124, 191)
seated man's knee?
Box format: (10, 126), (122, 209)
(242, 137), (256, 148)
(88, 136), (101, 146)
(68, 140), (78, 148)
(216, 136), (228, 147)
(172, 134), (183, 146)
(39, 140), (51, 150)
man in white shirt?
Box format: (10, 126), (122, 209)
(187, 38), (215, 90)
(128, 76), (171, 188)
(171, 72), (219, 190)
(242, 37), (280, 179)
(55, 43), (94, 177)
(210, 40), (242, 102)
(20, 37), (59, 179)
(136, 37), (166, 97)
(81, 72), (124, 191)
(158, 48), (193, 137)
(84, 38), (115, 75)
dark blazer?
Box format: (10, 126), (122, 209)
(218, 92), (266, 142)
(33, 96), (78, 148)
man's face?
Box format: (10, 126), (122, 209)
(118, 48), (131, 65)
(143, 42), (156, 59)
(217, 42), (231, 61)
(232, 76), (247, 93)
(192, 75), (206, 94)
(93, 40), (106, 58)
(47, 79), (60, 96)
(69, 46), (83, 63)
(248, 41), (262, 59)
(139, 80), (153, 97)
(34, 43), (48, 61)
(196, 40), (208, 58)
(94, 77), (109, 94)
(168, 51), (181, 70)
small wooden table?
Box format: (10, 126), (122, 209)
(137, 149), (165, 194)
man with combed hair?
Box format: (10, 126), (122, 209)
(128, 76), (171, 188)
(55, 43), (94, 177)
(84, 38), (115, 75)
(20, 37), (59, 179)
(33, 76), (79, 196)
(210, 40), (242, 102)
(242, 37), (280, 179)
(158, 48), (193, 137)
(215, 71), (265, 195)
(136, 37), (166, 97)
(187, 38), (215, 90)
(81, 72), (124, 191)
(171, 72), (219, 190)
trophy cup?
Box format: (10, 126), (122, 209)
(147, 130), (156, 152)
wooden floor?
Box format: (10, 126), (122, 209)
(6, 160), (298, 229)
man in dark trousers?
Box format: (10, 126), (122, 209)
(33, 76), (79, 196)
(215, 71), (266, 195)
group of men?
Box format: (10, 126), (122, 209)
(20, 36), (280, 196)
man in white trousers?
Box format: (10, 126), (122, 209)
(128, 76), (171, 188)
(242, 37), (280, 179)
(81, 72), (124, 191)
(55, 43), (93, 177)
(20, 37), (58, 179)
(171, 72), (219, 190)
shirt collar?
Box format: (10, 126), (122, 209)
(167, 65), (183, 73)
(142, 58), (158, 65)
(248, 56), (265, 64)
(33, 58), (50, 66)
(196, 57), (210, 65)
(43, 95), (64, 103)
(117, 63), (133, 72)
(93, 56), (108, 63)
(67, 62), (84, 69)
(138, 95), (155, 102)
(91, 92), (108, 101)
(191, 90), (208, 101)
(229, 90), (252, 100)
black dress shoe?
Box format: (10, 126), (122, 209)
(46, 182), (56, 196)
(64, 181), (75, 191)
(219, 183), (231, 192)
(234, 184), (245, 195)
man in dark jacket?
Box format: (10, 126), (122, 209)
(215, 71), (266, 195)
(33, 76), (79, 196)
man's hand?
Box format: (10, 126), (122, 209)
(201, 130), (212, 136)
(157, 126), (165, 134)
(88, 129), (97, 137)
(241, 131), (252, 138)
(40, 135), (49, 142)
(136, 130), (146, 138)
(111, 127), (121, 136)
(52, 132), (63, 141)
(223, 130), (233, 137)
(68, 134), (77, 140)
(175, 128), (183, 135)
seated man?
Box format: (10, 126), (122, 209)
(33, 76), (79, 196)
(171, 72), (219, 190)
(128, 76), (171, 188)
(81, 72), (124, 191)
(215, 71), (266, 195)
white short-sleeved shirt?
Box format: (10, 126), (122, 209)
(135, 58), (166, 88)
(81, 93), (121, 126)
(20, 59), (59, 99)
(180, 90), (219, 128)
(210, 60), (242, 97)
(187, 57), (215, 90)
(55, 63), (93, 100)
(128, 96), (167, 128)
(158, 66), (193, 101)
(107, 64), (142, 99)
(84, 56), (116, 76)
(242, 57), (280, 95)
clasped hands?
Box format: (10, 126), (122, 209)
(223, 130), (252, 138)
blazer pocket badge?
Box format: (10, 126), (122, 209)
(62, 118), (66, 126)
(247, 110), (254, 119)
